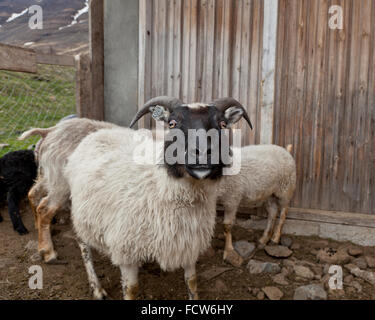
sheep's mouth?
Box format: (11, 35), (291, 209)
(185, 165), (213, 180)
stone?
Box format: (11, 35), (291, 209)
(365, 255), (375, 268)
(316, 247), (351, 265)
(233, 241), (256, 259)
(0, 143), (9, 149)
(256, 291), (265, 300)
(248, 287), (260, 296)
(262, 286), (284, 300)
(272, 273), (289, 286)
(314, 274), (322, 280)
(25, 240), (38, 252)
(344, 275), (354, 284)
(291, 242), (301, 250)
(247, 260), (281, 274)
(280, 236), (293, 248)
(347, 265), (375, 286)
(294, 284), (327, 300)
(294, 265), (315, 280)
(348, 246), (363, 257)
(283, 259), (295, 268)
(281, 267), (291, 276)
(353, 257), (367, 269)
(351, 281), (362, 292)
(264, 245), (293, 258)
(225, 250), (244, 267)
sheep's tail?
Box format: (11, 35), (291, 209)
(286, 144), (293, 154)
(18, 127), (54, 141)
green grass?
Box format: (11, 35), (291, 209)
(0, 64), (76, 157)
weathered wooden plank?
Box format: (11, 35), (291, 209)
(0, 43), (37, 73)
(89, 0), (104, 120)
(36, 53), (75, 67)
(75, 54), (92, 118)
(260, 0), (278, 145)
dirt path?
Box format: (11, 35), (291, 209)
(1, 201), (375, 300)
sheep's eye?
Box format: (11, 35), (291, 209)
(169, 120), (177, 129)
(220, 121), (227, 129)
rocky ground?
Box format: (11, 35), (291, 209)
(1, 200), (375, 300)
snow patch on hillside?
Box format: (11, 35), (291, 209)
(6, 8), (28, 23)
(59, 0), (89, 31)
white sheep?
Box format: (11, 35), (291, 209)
(19, 118), (118, 262)
(64, 96), (253, 300)
(217, 144), (296, 262)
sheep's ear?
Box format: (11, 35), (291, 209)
(224, 107), (244, 126)
(150, 106), (170, 123)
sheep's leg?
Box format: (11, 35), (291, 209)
(258, 198), (279, 248)
(119, 264), (139, 300)
(223, 207), (237, 260)
(7, 186), (28, 235)
(271, 207), (289, 244)
(0, 180), (6, 222)
(78, 240), (107, 300)
(184, 264), (198, 300)
(28, 180), (46, 229)
(36, 196), (60, 263)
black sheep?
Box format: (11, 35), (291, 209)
(0, 150), (37, 234)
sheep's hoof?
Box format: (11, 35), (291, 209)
(0, 215), (3, 223)
(223, 249), (243, 267)
(39, 248), (59, 264)
(15, 225), (29, 235)
(93, 288), (108, 300)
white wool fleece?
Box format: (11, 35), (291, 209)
(218, 144), (296, 209)
(65, 127), (218, 271)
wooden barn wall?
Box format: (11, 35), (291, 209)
(274, 0), (375, 214)
(139, 0), (264, 145)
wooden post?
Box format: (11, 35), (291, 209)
(75, 54), (92, 118)
(89, 0), (105, 120)
(260, 0), (279, 144)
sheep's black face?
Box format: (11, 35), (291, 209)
(129, 97), (253, 180)
(163, 105), (232, 180)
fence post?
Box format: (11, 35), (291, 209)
(89, 0), (105, 120)
(75, 54), (92, 118)
(260, 0), (279, 144)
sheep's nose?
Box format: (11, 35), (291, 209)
(186, 147), (209, 165)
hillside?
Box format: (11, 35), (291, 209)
(0, 0), (89, 54)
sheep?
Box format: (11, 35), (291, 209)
(65, 96), (253, 300)
(18, 118), (118, 262)
(0, 150), (37, 235)
(217, 144), (296, 262)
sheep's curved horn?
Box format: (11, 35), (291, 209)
(130, 96), (183, 128)
(211, 97), (253, 129)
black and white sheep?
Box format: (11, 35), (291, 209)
(65, 96), (253, 300)
(217, 144), (296, 261)
(0, 150), (37, 235)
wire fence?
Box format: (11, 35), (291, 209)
(0, 64), (76, 156)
